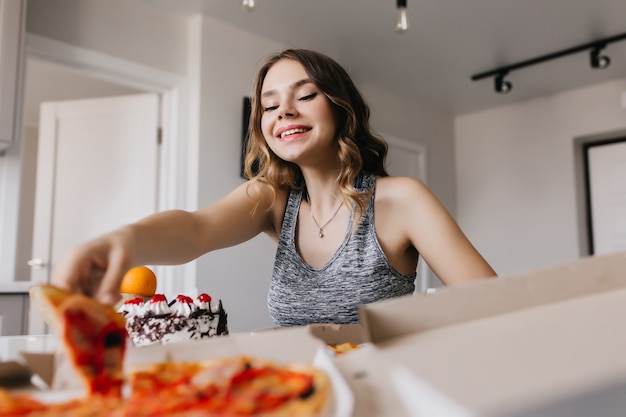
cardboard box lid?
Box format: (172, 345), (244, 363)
(307, 323), (367, 345)
(125, 326), (322, 366)
(333, 344), (410, 417)
(374, 287), (626, 417)
(360, 251), (626, 343)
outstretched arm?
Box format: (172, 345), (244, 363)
(53, 181), (276, 304)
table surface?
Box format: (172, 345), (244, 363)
(0, 334), (58, 362)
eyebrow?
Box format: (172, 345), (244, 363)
(261, 78), (314, 98)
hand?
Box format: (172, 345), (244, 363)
(52, 227), (135, 306)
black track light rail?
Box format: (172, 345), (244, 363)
(471, 32), (626, 82)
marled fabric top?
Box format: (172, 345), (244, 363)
(268, 173), (416, 326)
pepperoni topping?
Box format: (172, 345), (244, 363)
(176, 294), (193, 304)
(197, 293), (212, 303)
(124, 297), (145, 305)
(149, 294), (167, 303)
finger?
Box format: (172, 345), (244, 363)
(52, 249), (87, 292)
(96, 249), (127, 305)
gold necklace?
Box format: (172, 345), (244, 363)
(307, 194), (343, 238)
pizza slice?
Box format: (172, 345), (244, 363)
(125, 356), (330, 416)
(0, 388), (47, 416)
(29, 285), (128, 397)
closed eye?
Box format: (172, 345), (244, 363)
(299, 93), (317, 101)
(263, 105), (278, 112)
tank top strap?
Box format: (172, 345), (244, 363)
(279, 186), (304, 246)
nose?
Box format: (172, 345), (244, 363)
(278, 103), (298, 119)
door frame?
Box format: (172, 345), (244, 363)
(22, 34), (197, 316)
(574, 128), (626, 257)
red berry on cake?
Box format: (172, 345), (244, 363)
(197, 293), (212, 303)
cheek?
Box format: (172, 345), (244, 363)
(260, 115), (273, 140)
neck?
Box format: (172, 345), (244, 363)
(300, 168), (342, 210)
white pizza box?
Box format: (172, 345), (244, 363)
(124, 326), (314, 365)
(253, 323), (367, 346)
(360, 251), (626, 343)
(355, 251), (626, 417)
(331, 343), (411, 417)
(307, 323), (367, 345)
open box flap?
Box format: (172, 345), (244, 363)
(360, 251), (626, 343)
(307, 323), (367, 345)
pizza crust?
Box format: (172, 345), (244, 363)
(265, 364), (331, 416)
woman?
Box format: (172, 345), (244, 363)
(54, 49), (496, 326)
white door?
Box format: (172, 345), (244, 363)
(29, 93), (160, 331)
(386, 136), (427, 183)
(384, 135), (437, 293)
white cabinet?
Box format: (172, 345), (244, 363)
(0, 0), (26, 150)
(0, 293), (29, 335)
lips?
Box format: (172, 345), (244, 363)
(275, 125), (311, 139)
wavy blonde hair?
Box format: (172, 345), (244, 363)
(244, 49), (389, 222)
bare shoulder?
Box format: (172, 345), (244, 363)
(375, 176), (435, 206)
(373, 175), (453, 237)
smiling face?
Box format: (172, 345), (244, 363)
(260, 59), (338, 167)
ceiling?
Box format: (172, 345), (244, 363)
(142, 0), (626, 115)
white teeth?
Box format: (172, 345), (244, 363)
(280, 128), (307, 138)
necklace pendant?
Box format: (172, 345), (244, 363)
(318, 230), (324, 238)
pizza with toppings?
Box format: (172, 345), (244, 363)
(4, 285), (331, 416)
(0, 357), (329, 416)
(29, 284), (127, 396)
(328, 342), (362, 356)
(125, 356), (329, 416)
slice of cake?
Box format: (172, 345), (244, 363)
(118, 293), (228, 346)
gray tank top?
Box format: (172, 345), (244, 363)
(268, 173), (416, 326)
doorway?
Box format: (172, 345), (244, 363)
(11, 34), (193, 334)
(29, 93), (161, 286)
(18, 57), (145, 284)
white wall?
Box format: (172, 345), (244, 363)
(193, 17), (284, 332)
(455, 78), (626, 277)
(362, 84), (456, 214)
(26, 0), (188, 76)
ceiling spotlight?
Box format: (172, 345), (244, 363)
(241, 0), (256, 12)
(395, 0), (409, 33)
(494, 72), (512, 94)
(590, 45), (610, 69)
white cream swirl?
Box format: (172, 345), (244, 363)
(146, 294), (171, 316)
(172, 298), (196, 317)
(118, 300), (144, 318)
